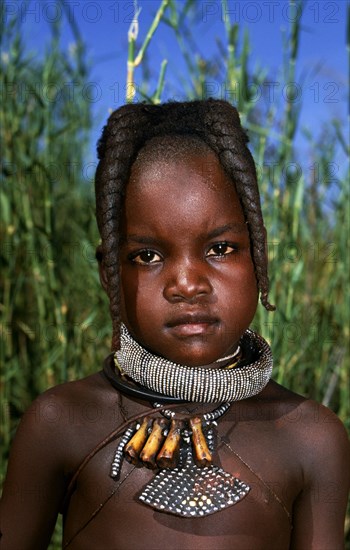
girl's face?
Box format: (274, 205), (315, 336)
(119, 150), (258, 367)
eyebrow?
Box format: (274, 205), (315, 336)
(206, 223), (247, 239)
(124, 235), (161, 245)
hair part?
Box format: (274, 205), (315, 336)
(95, 99), (275, 350)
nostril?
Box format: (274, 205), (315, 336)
(164, 268), (212, 302)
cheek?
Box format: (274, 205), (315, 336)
(119, 267), (137, 323)
(119, 268), (161, 324)
(241, 263), (259, 306)
(218, 261), (258, 313)
(243, 261), (259, 294)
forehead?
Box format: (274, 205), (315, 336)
(129, 147), (235, 198)
(124, 150), (246, 233)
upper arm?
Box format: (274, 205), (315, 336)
(0, 393), (69, 549)
(290, 406), (350, 549)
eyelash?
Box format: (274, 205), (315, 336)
(128, 242), (237, 265)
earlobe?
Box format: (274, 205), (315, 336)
(96, 244), (108, 293)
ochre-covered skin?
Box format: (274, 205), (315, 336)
(189, 417), (212, 467)
(2, 374), (349, 549)
(157, 419), (183, 469)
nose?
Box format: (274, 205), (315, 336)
(163, 259), (213, 303)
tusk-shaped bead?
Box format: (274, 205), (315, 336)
(140, 418), (168, 469)
(189, 416), (212, 467)
(124, 417), (152, 465)
(156, 419), (183, 469)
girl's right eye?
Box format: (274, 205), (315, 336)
(129, 250), (162, 265)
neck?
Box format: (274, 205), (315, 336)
(107, 324), (273, 404)
(186, 344), (242, 370)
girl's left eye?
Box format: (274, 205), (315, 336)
(206, 243), (236, 257)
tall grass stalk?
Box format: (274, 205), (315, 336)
(126, 0), (169, 102)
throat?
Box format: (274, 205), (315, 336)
(198, 345), (242, 370)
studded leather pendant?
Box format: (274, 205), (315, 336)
(139, 444), (250, 517)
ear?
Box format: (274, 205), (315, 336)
(96, 244), (108, 293)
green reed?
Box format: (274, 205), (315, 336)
(0, 5), (109, 478)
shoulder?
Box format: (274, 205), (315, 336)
(19, 371), (109, 426)
(0, 374), (118, 548)
(36, 368), (120, 409)
(11, 371), (120, 465)
(295, 398), (350, 483)
(263, 380), (348, 438)
(265, 387), (350, 547)
(264, 380), (350, 480)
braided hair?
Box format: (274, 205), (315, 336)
(95, 99), (275, 350)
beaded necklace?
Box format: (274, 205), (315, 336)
(114, 324), (272, 403)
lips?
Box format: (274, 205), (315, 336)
(165, 313), (219, 337)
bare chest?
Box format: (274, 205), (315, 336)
(63, 416), (299, 549)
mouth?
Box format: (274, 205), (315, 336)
(165, 314), (219, 337)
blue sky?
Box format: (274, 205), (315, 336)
(8, 0), (349, 162)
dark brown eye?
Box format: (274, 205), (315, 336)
(131, 250), (162, 265)
(207, 243), (236, 257)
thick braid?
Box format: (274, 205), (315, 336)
(201, 101), (275, 310)
(96, 105), (155, 349)
(95, 99), (275, 351)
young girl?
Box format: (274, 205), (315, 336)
(1, 99), (349, 549)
